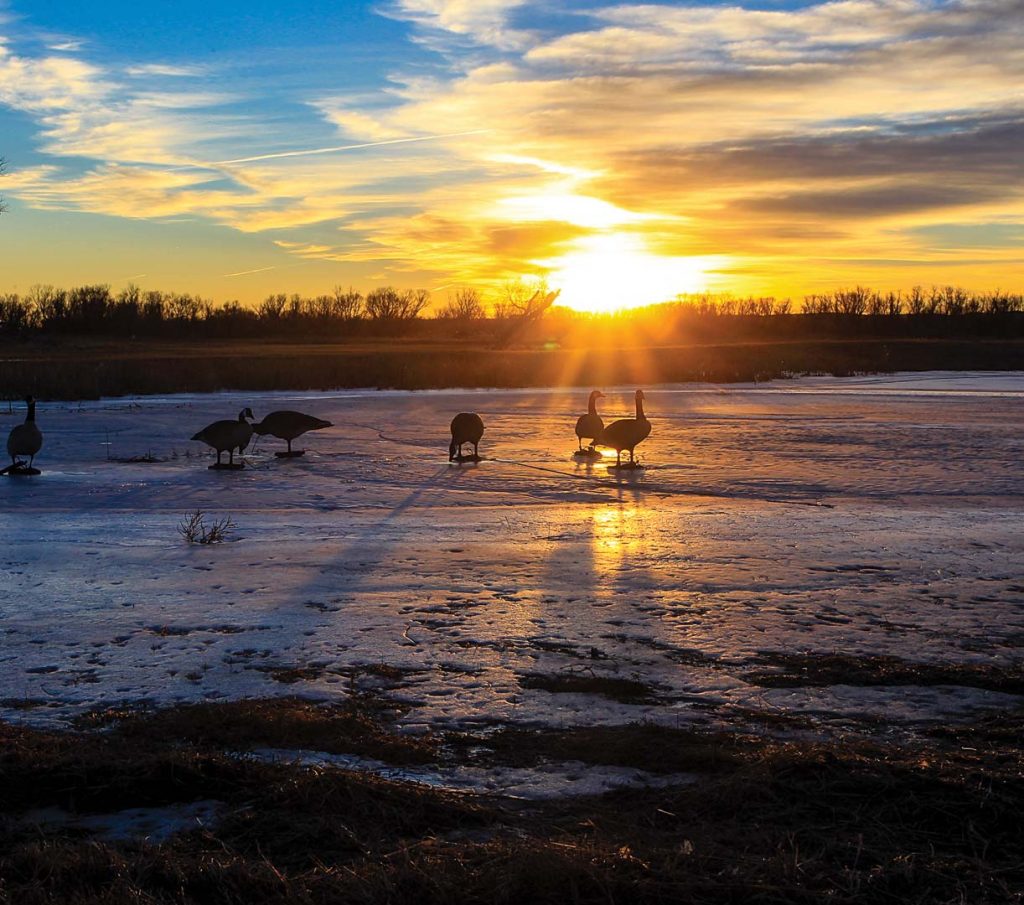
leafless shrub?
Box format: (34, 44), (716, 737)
(497, 278), (560, 319)
(835, 286), (870, 315)
(327, 286), (364, 319)
(365, 286), (430, 319)
(258, 294), (287, 319)
(178, 510), (235, 544)
(984, 291), (1024, 315)
(436, 287), (485, 320)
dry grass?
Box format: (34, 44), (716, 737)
(177, 510), (235, 545)
(745, 652), (1024, 694)
(73, 696), (438, 765)
(451, 722), (747, 774)
(519, 670), (662, 704)
(1, 696), (1023, 904)
(3, 335), (1023, 399)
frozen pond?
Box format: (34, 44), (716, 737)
(2, 372), (1022, 735)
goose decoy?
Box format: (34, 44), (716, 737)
(191, 408), (254, 469)
(252, 410), (332, 457)
(449, 412), (484, 462)
(599, 389), (651, 468)
(4, 396), (43, 474)
(574, 389), (605, 455)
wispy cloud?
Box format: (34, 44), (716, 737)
(300, 0), (1024, 290)
(223, 265), (277, 277)
(2, 0), (1022, 296)
(207, 129), (492, 166)
(125, 63), (207, 78)
(383, 0), (533, 50)
(47, 40), (85, 52)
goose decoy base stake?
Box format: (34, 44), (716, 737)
(0, 462), (42, 477)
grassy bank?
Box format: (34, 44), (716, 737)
(3, 335), (1023, 399)
(1, 696), (1021, 904)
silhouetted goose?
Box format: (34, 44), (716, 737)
(449, 412), (484, 461)
(253, 410), (332, 457)
(599, 390), (651, 467)
(6, 396), (43, 470)
(191, 408), (254, 467)
(574, 390), (605, 451)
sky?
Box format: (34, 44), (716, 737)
(0, 0), (1022, 311)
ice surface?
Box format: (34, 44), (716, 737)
(250, 749), (697, 800)
(2, 372), (1022, 735)
(16, 801), (223, 842)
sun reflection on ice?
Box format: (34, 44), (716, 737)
(590, 504), (644, 584)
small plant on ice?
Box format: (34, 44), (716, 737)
(178, 509), (235, 545)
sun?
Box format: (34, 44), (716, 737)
(537, 232), (719, 314)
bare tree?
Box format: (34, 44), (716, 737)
(0, 157), (7, 215)
(330, 286), (364, 319)
(497, 278), (560, 319)
(436, 287), (485, 320)
(365, 286), (430, 320)
(258, 294), (287, 319)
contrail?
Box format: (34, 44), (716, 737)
(223, 266), (277, 277)
(210, 130), (491, 166)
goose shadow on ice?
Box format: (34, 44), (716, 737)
(290, 462), (461, 680)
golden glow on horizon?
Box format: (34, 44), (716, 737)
(540, 233), (721, 313)
(3, 0), (1021, 301)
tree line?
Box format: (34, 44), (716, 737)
(0, 281), (562, 338)
(0, 282), (1021, 339)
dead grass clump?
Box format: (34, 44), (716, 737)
(177, 509), (235, 545)
(111, 451), (162, 463)
(0, 697), (51, 711)
(214, 767), (488, 874)
(519, 670), (660, 703)
(1, 705), (1023, 904)
(456, 723), (747, 775)
(0, 722), (243, 814)
(355, 662), (424, 682)
(106, 696), (438, 765)
(253, 664), (325, 684)
(925, 703), (1024, 753)
(745, 651), (1024, 693)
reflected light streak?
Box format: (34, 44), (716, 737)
(591, 504), (643, 581)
